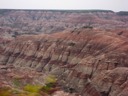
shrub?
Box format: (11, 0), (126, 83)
(13, 79), (21, 87)
(18, 93), (40, 96)
(41, 82), (57, 94)
(24, 84), (42, 93)
(41, 75), (57, 94)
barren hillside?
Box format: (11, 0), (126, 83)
(0, 10), (128, 37)
(0, 27), (128, 96)
(0, 10), (128, 96)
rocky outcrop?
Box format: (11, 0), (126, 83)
(0, 28), (128, 96)
(0, 9), (128, 38)
(93, 67), (128, 96)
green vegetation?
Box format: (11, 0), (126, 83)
(24, 85), (42, 93)
(41, 75), (57, 94)
(13, 79), (21, 87)
(0, 87), (41, 96)
(0, 75), (57, 96)
(18, 93), (40, 96)
(41, 82), (56, 94)
(16, 92), (41, 96)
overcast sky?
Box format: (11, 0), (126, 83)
(0, 0), (127, 12)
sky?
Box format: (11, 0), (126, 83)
(0, 0), (128, 12)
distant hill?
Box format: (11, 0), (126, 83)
(0, 9), (128, 38)
(117, 11), (128, 16)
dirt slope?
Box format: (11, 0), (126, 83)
(0, 27), (128, 96)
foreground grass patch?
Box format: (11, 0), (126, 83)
(24, 84), (42, 93)
(0, 75), (58, 96)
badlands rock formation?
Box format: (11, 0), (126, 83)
(0, 27), (128, 96)
(0, 9), (128, 37)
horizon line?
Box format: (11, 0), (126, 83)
(0, 8), (127, 12)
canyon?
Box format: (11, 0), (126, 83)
(0, 9), (128, 96)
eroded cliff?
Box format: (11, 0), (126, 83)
(0, 28), (128, 96)
(0, 9), (128, 38)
